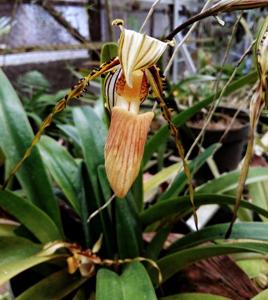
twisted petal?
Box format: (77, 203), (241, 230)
(118, 28), (167, 87)
(105, 107), (154, 198)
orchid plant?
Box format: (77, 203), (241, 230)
(1, 1), (268, 299)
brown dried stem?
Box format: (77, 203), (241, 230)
(225, 85), (264, 238)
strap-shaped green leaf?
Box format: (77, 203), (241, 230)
(0, 190), (62, 243)
(16, 269), (87, 300)
(39, 135), (81, 215)
(158, 242), (268, 282)
(160, 143), (220, 200)
(0, 236), (60, 285)
(0, 69), (62, 231)
(252, 289), (268, 300)
(73, 106), (113, 255)
(141, 194), (268, 227)
(197, 167), (268, 194)
(168, 222), (268, 253)
(116, 194), (143, 259)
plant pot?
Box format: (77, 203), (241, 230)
(181, 106), (250, 182)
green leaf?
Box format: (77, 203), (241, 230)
(158, 242), (268, 282)
(160, 144), (220, 200)
(73, 106), (113, 254)
(143, 71), (257, 165)
(0, 190), (62, 243)
(96, 165), (116, 249)
(160, 293), (230, 300)
(0, 69), (62, 230)
(248, 289), (268, 300)
(57, 124), (81, 148)
(0, 220), (18, 237)
(0, 236), (59, 285)
(197, 167), (268, 194)
(97, 165), (112, 205)
(167, 222), (268, 253)
(16, 269), (87, 300)
(72, 288), (87, 300)
(144, 163), (181, 201)
(101, 43), (118, 63)
(116, 195), (143, 258)
(131, 169), (144, 213)
(0, 236), (41, 267)
(120, 262), (157, 300)
(141, 194), (268, 227)
(78, 162), (91, 248)
(73, 106), (106, 200)
(237, 259), (268, 279)
(96, 269), (124, 300)
(17, 71), (50, 93)
(96, 262), (157, 300)
(249, 180), (268, 221)
(39, 136), (81, 215)
(145, 225), (171, 260)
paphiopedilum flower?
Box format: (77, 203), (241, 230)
(104, 20), (169, 198)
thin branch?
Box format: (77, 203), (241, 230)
(139, 0), (161, 33)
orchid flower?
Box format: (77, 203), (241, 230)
(104, 19), (169, 198)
